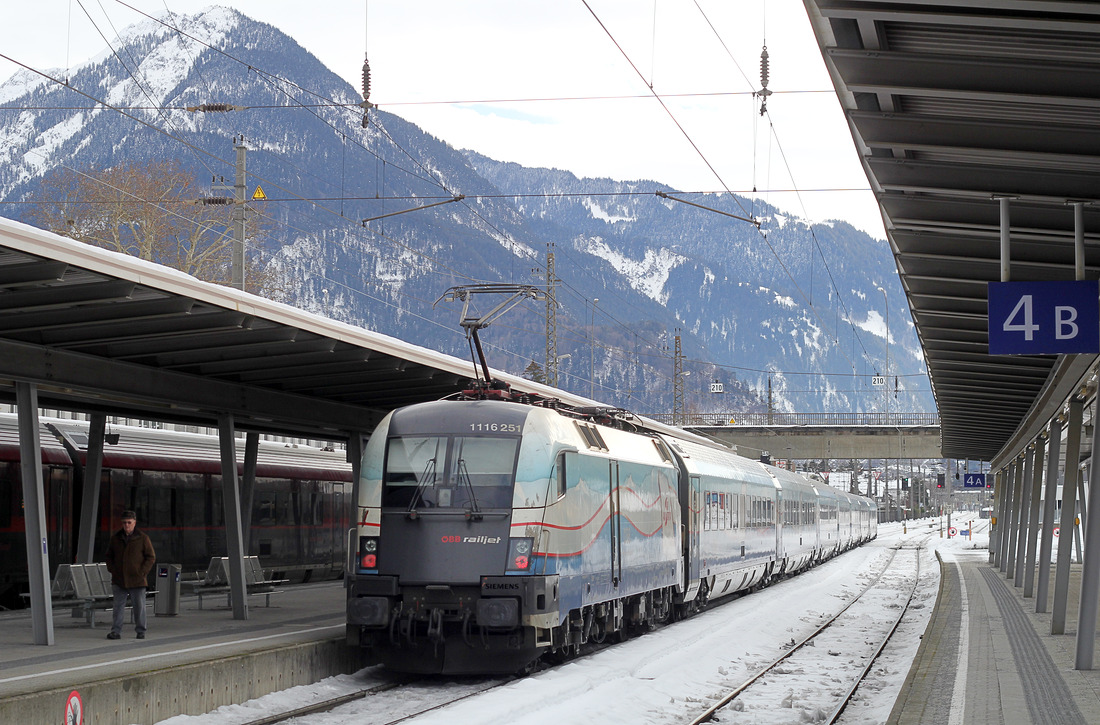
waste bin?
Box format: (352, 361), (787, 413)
(154, 563), (181, 616)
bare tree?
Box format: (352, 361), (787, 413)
(26, 160), (279, 295)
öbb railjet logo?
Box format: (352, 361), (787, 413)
(440, 535), (502, 544)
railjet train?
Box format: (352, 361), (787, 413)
(0, 414), (352, 607)
(346, 394), (876, 674)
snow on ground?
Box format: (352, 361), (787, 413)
(155, 518), (990, 725)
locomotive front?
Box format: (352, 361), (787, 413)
(346, 399), (560, 674)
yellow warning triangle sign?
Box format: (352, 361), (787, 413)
(251, 186), (267, 201)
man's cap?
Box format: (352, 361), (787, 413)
(121, 510), (137, 521)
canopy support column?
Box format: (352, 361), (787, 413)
(347, 432), (365, 578)
(1001, 459), (1020, 574)
(241, 432), (258, 553)
(1024, 433), (1046, 598)
(75, 413), (106, 565)
(1053, 397), (1083, 634)
(1075, 393), (1100, 668)
(990, 468), (1003, 564)
(1014, 446), (1035, 587)
(17, 382), (54, 645)
(1037, 415), (1063, 613)
(218, 413), (249, 620)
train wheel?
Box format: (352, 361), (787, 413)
(548, 643), (580, 664)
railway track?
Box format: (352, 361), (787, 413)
(197, 531), (942, 725)
(227, 673), (511, 725)
(688, 534), (932, 725)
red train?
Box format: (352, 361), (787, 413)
(0, 413), (353, 608)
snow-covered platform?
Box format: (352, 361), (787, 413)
(0, 580), (361, 725)
(890, 552), (1100, 724)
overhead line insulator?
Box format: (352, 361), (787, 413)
(757, 46), (772, 116)
(360, 54), (375, 128)
(185, 103), (247, 112)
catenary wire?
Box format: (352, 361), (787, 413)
(580, 1), (874, 379)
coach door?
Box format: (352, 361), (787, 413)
(610, 460), (621, 587)
(330, 485), (344, 569)
(689, 475), (701, 575)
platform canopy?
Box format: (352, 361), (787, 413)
(804, 0), (1100, 463)
(0, 216), (665, 441)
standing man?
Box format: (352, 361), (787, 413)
(105, 510), (156, 640)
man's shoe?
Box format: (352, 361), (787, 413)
(136, 632), (145, 639)
(106, 632), (121, 640)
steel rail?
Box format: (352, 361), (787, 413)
(688, 533), (932, 725)
(231, 674), (511, 725)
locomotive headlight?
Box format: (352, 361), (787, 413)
(350, 596), (390, 627)
(359, 537), (380, 570)
(477, 597), (519, 628)
(506, 537), (534, 572)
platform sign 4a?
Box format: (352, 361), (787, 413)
(963, 473), (986, 489)
(988, 280), (1100, 355)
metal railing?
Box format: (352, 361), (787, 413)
(644, 412), (941, 427)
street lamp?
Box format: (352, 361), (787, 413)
(877, 286), (896, 521)
(555, 354), (570, 390)
(876, 286), (889, 422)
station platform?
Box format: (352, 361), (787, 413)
(0, 580), (363, 725)
(889, 550), (1100, 724)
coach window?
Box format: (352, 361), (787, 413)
(180, 473), (204, 528)
(144, 473), (176, 528)
(255, 495), (277, 525)
(208, 487), (224, 527)
(0, 463), (14, 528)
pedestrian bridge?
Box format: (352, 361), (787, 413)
(647, 413), (943, 461)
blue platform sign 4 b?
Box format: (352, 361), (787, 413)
(988, 280), (1100, 355)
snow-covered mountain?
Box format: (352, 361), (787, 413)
(0, 6), (931, 417)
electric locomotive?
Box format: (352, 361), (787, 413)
(346, 398), (682, 674)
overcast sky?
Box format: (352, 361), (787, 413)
(0, 0), (883, 238)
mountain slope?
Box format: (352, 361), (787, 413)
(0, 6), (930, 418)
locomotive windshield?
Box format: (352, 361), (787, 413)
(382, 435), (518, 510)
